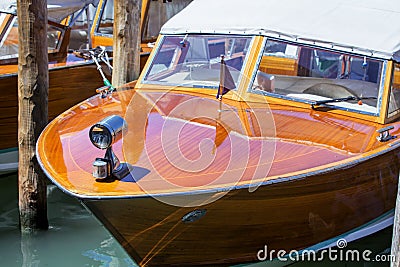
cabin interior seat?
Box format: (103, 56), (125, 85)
(69, 29), (89, 50)
(253, 70), (275, 92)
(389, 87), (400, 112)
(184, 37), (210, 66)
(257, 74), (380, 107)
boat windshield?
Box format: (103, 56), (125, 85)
(142, 35), (252, 89)
(250, 39), (384, 115)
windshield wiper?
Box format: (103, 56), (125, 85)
(311, 95), (377, 109)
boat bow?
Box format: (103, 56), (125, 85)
(36, 88), (400, 200)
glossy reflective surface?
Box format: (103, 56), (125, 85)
(37, 89), (400, 197)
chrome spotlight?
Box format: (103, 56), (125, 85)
(89, 115), (131, 180)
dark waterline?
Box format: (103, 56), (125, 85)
(0, 172), (393, 266)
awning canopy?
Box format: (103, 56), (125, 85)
(161, 0), (400, 60)
(0, 0), (98, 22)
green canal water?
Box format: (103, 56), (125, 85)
(0, 173), (137, 267)
(0, 172), (394, 266)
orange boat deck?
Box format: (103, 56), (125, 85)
(37, 88), (400, 198)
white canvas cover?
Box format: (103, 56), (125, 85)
(161, 0), (400, 60)
(0, 0), (15, 11)
(47, 0), (98, 22)
(0, 0), (98, 22)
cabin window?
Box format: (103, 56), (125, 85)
(142, 0), (193, 43)
(250, 39), (383, 115)
(68, 5), (94, 50)
(143, 35), (252, 90)
(93, 0), (193, 43)
(95, 0), (114, 36)
(388, 63), (400, 117)
(0, 13), (18, 58)
(0, 16), (64, 60)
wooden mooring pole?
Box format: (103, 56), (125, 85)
(112, 0), (142, 87)
(17, 0), (49, 232)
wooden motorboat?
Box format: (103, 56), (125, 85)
(0, 0), (190, 174)
(37, 0), (400, 265)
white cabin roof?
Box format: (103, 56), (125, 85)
(160, 0), (400, 60)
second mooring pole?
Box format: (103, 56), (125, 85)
(112, 0), (142, 87)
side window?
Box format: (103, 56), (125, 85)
(47, 25), (63, 50)
(388, 63), (400, 117)
(0, 15), (18, 58)
(68, 5), (95, 50)
(96, 0), (114, 35)
(143, 0), (193, 43)
(0, 16), (65, 59)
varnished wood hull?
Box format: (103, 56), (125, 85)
(83, 148), (399, 266)
(35, 88), (400, 265)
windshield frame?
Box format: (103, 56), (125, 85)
(0, 12), (71, 65)
(140, 34), (255, 91)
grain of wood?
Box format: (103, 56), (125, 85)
(17, 0), (49, 232)
(112, 0), (142, 87)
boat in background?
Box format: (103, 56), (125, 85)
(37, 0), (400, 265)
(89, 0), (192, 58)
(0, 0), (192, 175)
(0, 0), (104, 175)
